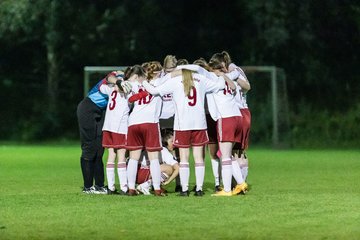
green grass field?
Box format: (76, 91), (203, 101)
(0, 145), (359, 240)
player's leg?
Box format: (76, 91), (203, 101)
(128, 149), (142, 195)
(77, 99), (100, 193)
(174, 147), (181, 192)
(145, 123), (165, 196)
(178, 147), (190, 195)
(213, 141), (233, 196)
(93, 115), (106, 193)
(116, 148), (128, 194)
(206, 115), (221, 191)
(193, 145), (205, 196)
(147, 150), (162, 193)
(105, 148), (117, 193)
(136, 167), (152, 195)
(208, 143), (221, 191)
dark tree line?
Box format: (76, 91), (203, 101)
(0, 0), (359, 146)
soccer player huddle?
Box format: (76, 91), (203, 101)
(77, 51), (251, 197)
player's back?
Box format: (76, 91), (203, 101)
(128, 81), (162, 126)
(208, 81), (241, 119)
(170, 72), (216, 130)
(100, 85), (130, 134)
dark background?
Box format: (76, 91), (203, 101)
(0, 0), (359, 147)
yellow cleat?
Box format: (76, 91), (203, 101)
(211, 190), (233, 197)
(232, 182), (248, 196)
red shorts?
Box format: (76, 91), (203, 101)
(136, 166), (150, 184)
(206, 114), (217, 144)
(173, 130), (209, 148)
(102, 131), (127, 148)
(126, 123), (162, 152)
(217, 116), (242, 143)
(240, 108), (251, 149)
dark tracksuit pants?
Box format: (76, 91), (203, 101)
(77, 97), (105, 189)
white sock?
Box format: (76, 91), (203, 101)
(150, 159), (161, 190)
(117, 162), (128, 192)
(211, 158), (220, 186)
(221, 158), (232, 192)
(179, 162), (190, 192)
(195, 162), (205, 191)
(106, 163), (116, 191)
(240, 159), (248, 181)
(232, 157), (244, 184)
(127, 159), (138, 190)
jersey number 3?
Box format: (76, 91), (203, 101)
(109, 91), (117, 110)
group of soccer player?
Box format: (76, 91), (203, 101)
(79, 51), (251, 197)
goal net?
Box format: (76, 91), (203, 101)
(84, 66), (291, 148)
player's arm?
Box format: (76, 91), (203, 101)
(162, 163), (179, 186)
(217, 72), (236, 91)
(106, 71), (124, 84)
(228, 63), (251, 92)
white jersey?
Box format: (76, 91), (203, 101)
(155, 72), (226, 130)
(160, 93), (175, 119)
(207, 81), (241, 121)
(235, 84), (249, 109)
(128, 79), (163, 126)
(100, 84), (130, 134)
(232, 65), (249, 109)
(140, 147), (178, 167)
(160, 147), (178, 166)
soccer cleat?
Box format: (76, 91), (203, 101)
(136, 184), (151, 195)
(174, 185), (182, 192)
(232, 182), (248, 196)
(94, 185), (108, 195)
(118, 190), (128, 196)
(154, 189), (167, 196)
(82, 186), (97, 194)
(177, 190), (190, 197)
(194, 190), (204, 197)
(128, 189), (138, 196)
(211, 190), (233, 197)
(214, 185), (223, 192)
(107, 189), (119, 195)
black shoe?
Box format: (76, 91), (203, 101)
(175, 185), (182, 192)
(94, 185), (108, 195)
(177, 190), (189, 197)
(107, 189), (119, 195)
(194, 190), (204, 196)
(214, 185), (223, 192)
(118, 190), (128, 196)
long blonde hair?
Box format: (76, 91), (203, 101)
(182, 69), (194, 96)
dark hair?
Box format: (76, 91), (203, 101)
(124, 65), (147, 80)
(208, 57), (224, 70)
(221, 51), (232, 68)
(193, 58), (211, 71)
(161, 129), (173, 147)
(210, 51), (232, 68)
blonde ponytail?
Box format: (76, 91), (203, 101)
(182, 69), (194, 96)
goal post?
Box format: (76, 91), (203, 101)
(84, 65), (290, 148)
(83, 66), (127, 97)
(241, 66), (290, 148)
